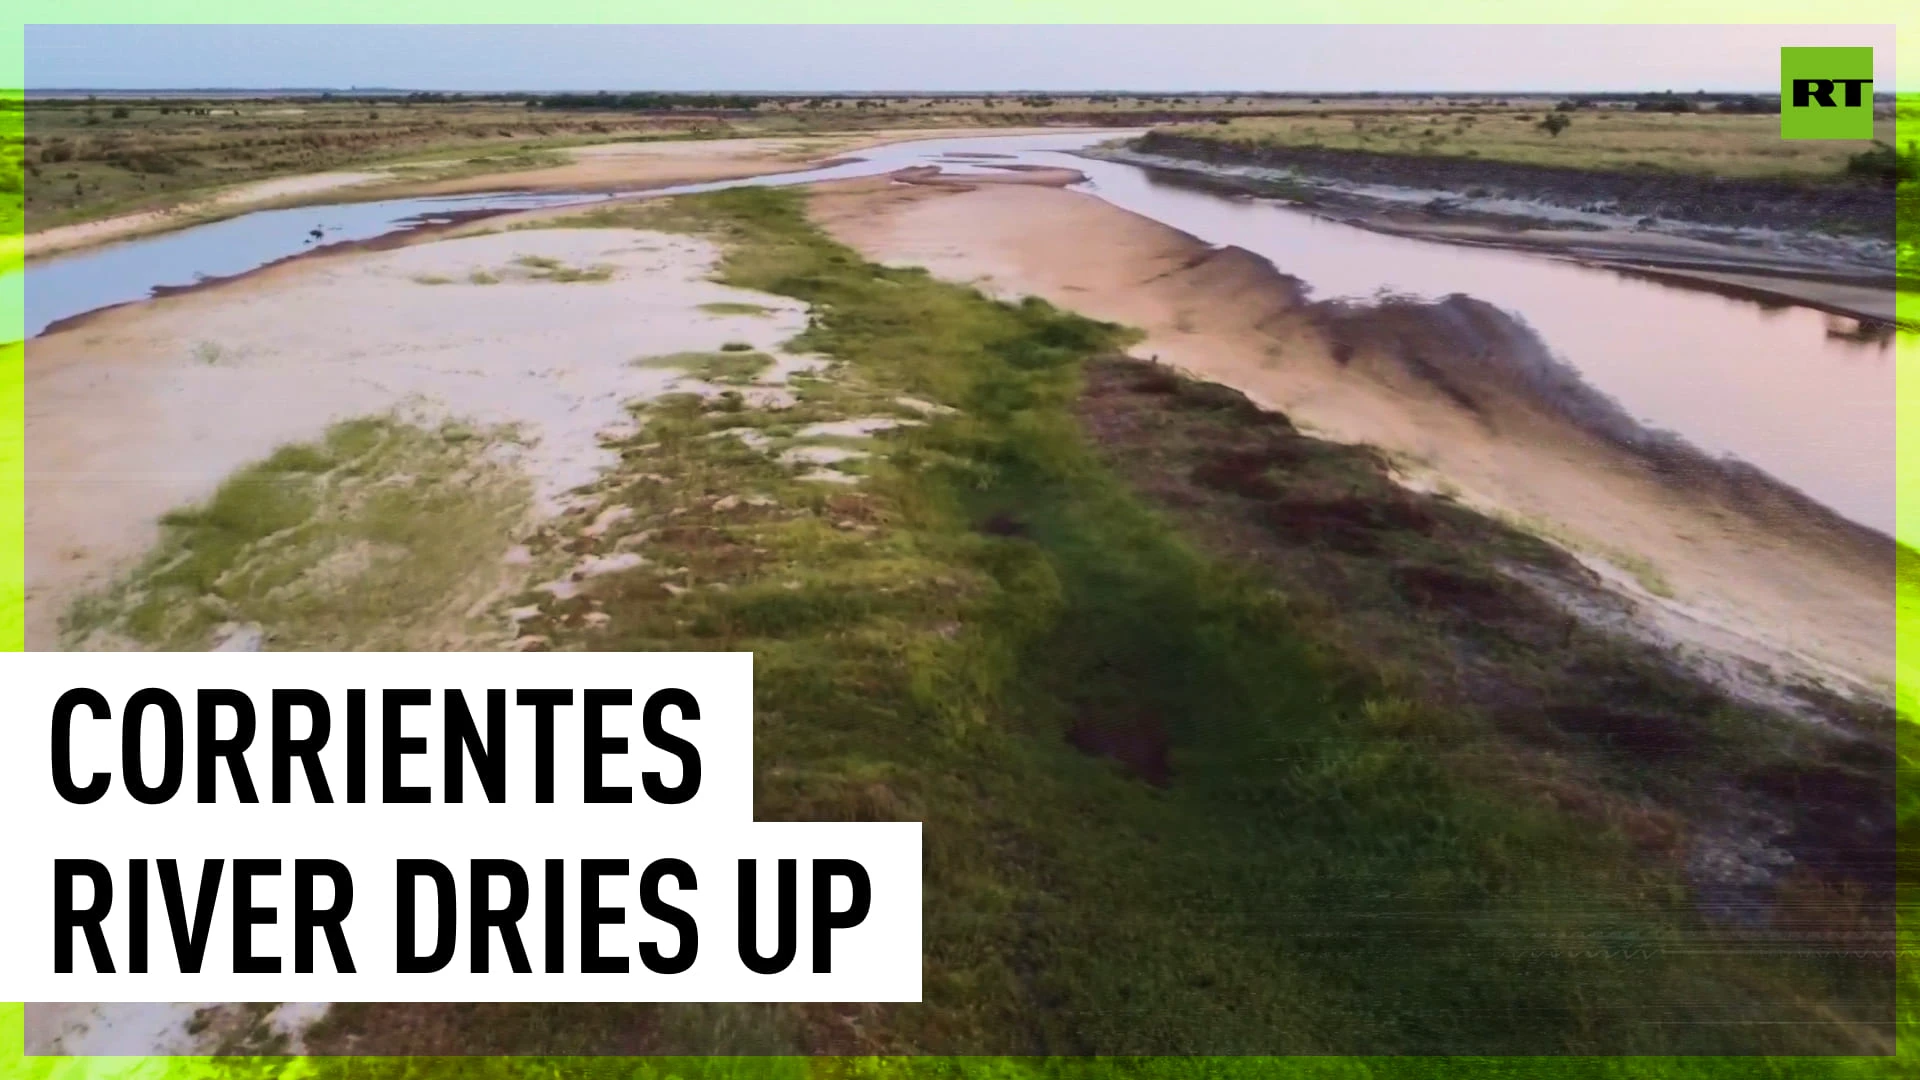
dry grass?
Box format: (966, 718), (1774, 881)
(1162, 108), (1902, 179)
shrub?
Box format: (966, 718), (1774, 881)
(1844, 140), (1918, 185)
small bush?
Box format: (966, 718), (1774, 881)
(1843, 140), (1918, 185)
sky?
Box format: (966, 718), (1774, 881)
(25, 23), (1899, 93)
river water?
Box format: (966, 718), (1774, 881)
(20, 131), (1901, 533)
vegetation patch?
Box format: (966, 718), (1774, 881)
(634, 350), (776, 385)
(64, 417), (532, 651)
(699, 301), (776, 316)
(510, 253), (615, 282)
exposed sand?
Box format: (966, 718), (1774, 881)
(24, 226), (810, 649)
(809, 178), (1893, 700)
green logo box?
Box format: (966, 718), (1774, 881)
(1779, 46), (1874, 139)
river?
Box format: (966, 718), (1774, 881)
(20, 131), (1901, 534)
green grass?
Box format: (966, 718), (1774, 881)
(511, 253), (616, 282)
(302, 187), (1894, 1059)
(63, 417), (532, 651)
(634, 349), (777, 385)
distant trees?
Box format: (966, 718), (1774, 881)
(533, 91), (766, 111)
(1538, 113), (1571, 137)
(1633, 92), (1694, 113)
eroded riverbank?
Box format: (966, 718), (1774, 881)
(809, 174), (1893, 704)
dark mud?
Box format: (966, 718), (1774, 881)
(1132, 131), (1896, 238)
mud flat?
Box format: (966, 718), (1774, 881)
(808, 176), (1893, 704)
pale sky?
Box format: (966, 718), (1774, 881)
(25, 24), (1899, 93)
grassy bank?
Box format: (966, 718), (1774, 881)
(124, 186), (1882, 1060)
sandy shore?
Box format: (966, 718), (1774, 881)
(24, 226), (809, 650)
(808, 177), (1893, 701)
(23, 127), (1096, 261)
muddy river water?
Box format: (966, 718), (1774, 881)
(22, 131), (1903, 534)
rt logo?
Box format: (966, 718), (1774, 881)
(1780, 47), (1874, 139)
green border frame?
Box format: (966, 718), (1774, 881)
(0, 8), (1912, 1078)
